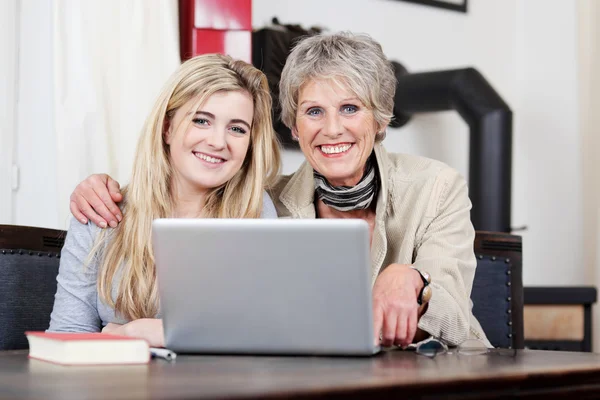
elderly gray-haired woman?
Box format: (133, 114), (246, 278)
(68, 32), (489, 348)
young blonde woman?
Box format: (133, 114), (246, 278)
(47, 54), (281, 347)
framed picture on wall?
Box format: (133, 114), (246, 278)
(397, 0), (468, 13)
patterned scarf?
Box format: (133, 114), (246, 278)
(314, 153), (379, 212)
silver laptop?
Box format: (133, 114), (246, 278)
(152, 218), (379, 356)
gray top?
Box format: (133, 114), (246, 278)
(47, 192), (278, 332)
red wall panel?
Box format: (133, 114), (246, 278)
(179, 0), (252, 63)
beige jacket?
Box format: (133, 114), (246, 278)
(271, 143), (489, 346)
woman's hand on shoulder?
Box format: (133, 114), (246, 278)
(372, 264), (423, 348)
(70, 174), (123, 228)
(102, 318), (165, 348)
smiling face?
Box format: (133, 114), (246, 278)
(165, 90), (253, 197)
(293, 79), (381, 187)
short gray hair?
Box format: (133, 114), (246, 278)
(279, 32), (396, 135)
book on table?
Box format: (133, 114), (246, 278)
(25, 331), (150, 365)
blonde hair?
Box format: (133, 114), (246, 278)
(94, 54), (281, 320)
(279, 32), (396, 138)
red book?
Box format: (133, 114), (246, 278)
(25, 331), (150, 365)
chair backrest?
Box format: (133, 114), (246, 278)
(0, 225), (66, 350)
(471, 231), (524, 349)
(0, 225), (523, 350)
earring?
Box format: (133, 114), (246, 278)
(292, 135), (299, 142)
(377, 130), (387, 141)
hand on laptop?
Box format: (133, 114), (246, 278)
(372, 264), (424, 348)
(102, 318), (165, 348)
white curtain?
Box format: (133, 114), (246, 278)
(53, 0), (181, 226)
(0, 0), (18, 223)
(579, 0), (600, 351)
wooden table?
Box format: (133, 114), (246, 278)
(2, 349), (600, 399)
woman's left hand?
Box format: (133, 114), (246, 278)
(372, 264), (424, 348)
(102, 318), (165, 347)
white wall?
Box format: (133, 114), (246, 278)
(12, 0), (60, 229)
(254, 0), (585, 286)
(514, 0), (583, 285)
(0, 0), (18, 223)
(578, 0), (600, 351)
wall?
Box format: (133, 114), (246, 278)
(578, 0), (600, 352)
(513, 0), (583, 286)
(253, 0), (585, 286)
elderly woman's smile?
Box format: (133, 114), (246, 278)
(319, 143), (353, 155)
(294, 79), (379, 187)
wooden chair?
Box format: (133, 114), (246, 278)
(471, 231), (524, 349)
(0, 225), (66, 350)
